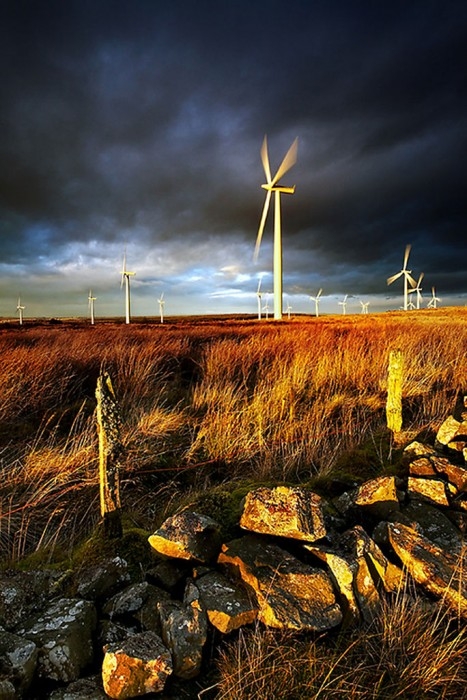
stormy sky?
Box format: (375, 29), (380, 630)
(1, 0), (466, 319)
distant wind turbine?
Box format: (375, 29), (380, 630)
(387, 244), (417, 311)
(427, 286), (441, 309)
(120, 251), (136, 324)
(360, 300), (369, 314)
(338, 294), (348, 315)
(17, 297), (25, 325)
(262, 292), (270, 320)
(408, 272), (424, 309)
(88, 290), (96, 325)
(256, 278), (263, 320)
(285, 298), (292, 320)
(254, 135), (298, 320)
(158, 292), (165, 323)
(310, 288), (323, 317)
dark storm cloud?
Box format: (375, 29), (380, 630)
(0, 0), (466, 315)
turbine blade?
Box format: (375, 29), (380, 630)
(260, 135), (272, 183)
(403, 244), (411, 270)
(254, 190), (272, 262)
(257, 278), (262, 293)
(271, 137), (298, 186)
(406, 273), (417, 288)
(418, 272), (424, 285)
(387, 271), (402, 285)
(317, 288), (323, 297)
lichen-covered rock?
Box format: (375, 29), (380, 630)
(0, 628), (38, 696)
(159, 580), (207, 679)
(146, 559), (190, 594)
(77, 557), (130, 602)
(436, 415), (462, 447)
(148, 512), (222, 563)
(354, 476), (400, 519)
(388, 522), (467, 619)
(239, 486), (327, 542)
(0, 680), (16, 700)
(404, 441), (436, 459)
(17, 598), (97, 683)
(196, 570), (258, 633)
(430, 456), (467, 490)
(102, 581), (170, 634)
(102, 632), (172, 699)
(400, 501), (464, 553)
(407, 476), (456, 507)
(48, 675), (108, 699)
(0, 570), (69, 631)
(409, 457), (437, 478)
(218, 535), (342, 631)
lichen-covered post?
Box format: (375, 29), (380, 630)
(386, 349), (403, 435)
(96, 371), (123, 537)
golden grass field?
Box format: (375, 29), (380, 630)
(1, 307), (467, 698)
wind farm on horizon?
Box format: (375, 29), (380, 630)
(4, 136), (451, 325)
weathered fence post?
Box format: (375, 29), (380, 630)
(386, 349), (403, 435)
(96, 371), (123, 538)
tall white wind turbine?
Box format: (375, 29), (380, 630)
(310, 288), (322, 317)
(427, 286), (441, 309)
(88, 290), (96, 325)
(256, 278), (263, 320)
(408, 272), (424, 310)
(285, 298), (292, 320)
(121, 251), (136, 324)
(158, 292), (165, 323)
(360, 300), (369, 314)
(263, 292), (270, 320)
(338, 294), (348, 315)
(387, 244), (417, 311)
(254, 135), (298, 320)
(17, 297), (25, 325)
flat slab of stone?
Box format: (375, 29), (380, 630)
(102, 631), (172, 699)
(218, 535), (342, 631)
(407, 477), (456, 507)
(388, 522), (467, 619)
(196, 570), (258, 633)
(240, 486), (327, 542)
(354, 476), (400, 518)
(148, 512), (222, 563)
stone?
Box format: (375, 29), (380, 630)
(102, 632), (172, 699)
(146, 559), (190, 594)
(388, 523), (467, 619)
(430, 456), (467, 490)
(304, 545), (360, 625)
(159, 580), (207, 679)
(435, 415), (461, 447)
(403, 441), (435, 458)
(17, 598), (97, 683)
(407, 477), (456, 507)
(354, 476), (400, 519)
(48, 675), (108, 699)
(409, 457), (436, 478)
(196, 570), (258, 633)
(0, 570), (69, 631)
(400, 501), (464, 553)
(102, 582), (170, 634)
(0, 628), (38, 696)
(77, 557), (130, 602)
(239, 486), (327, 542)
(218, 535), (342, 631)
(148, 512), (222, 563)
(0, 680), (16, 700)
(97, 620), (134, 648)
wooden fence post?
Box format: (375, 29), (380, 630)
(96, 371), (123, 538)
(386, 349), (403, 435)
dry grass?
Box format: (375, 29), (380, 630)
(0, 309), (466, 562)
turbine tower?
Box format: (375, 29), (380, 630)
(408, 272), (424, 310)
(310, 288), (322, 317)
(17, 297), (25, 325)
(88, 290), (96, 325)
(158, 292), (165, 323)
(254, 135), (298, 320)
(121, 251), (136, 324)
(428, 286), (440, 309)
(360, 300), (369, 314)
(285, 298), (292, 320)
(256, 278), (263, 320)
(338, 294), (348, 315)
(262, 292), (270, 320)
(387, 244), (416, 311)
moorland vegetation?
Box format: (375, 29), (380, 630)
(1, 307), (467, 698)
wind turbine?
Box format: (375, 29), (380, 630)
(88, 290), (96, 325)
(262, 292), (270, 320)
(387, 244), (417, 311)
(310, 288), (322, 317)
(427, 286), (441, 309)
(408, 272), (424, 310)
(360, 300), (369, 314)
(17, 297), (25, 325)
(120, 251), (135, 324)
(158, 292), (165, 323)
(338, 294), (348, 315)
(254, 135), (298, 320)
(285, 298), (292, 320)
(256, 278), (263, 320)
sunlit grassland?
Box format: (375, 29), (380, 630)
(0, 308), (466, 563)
